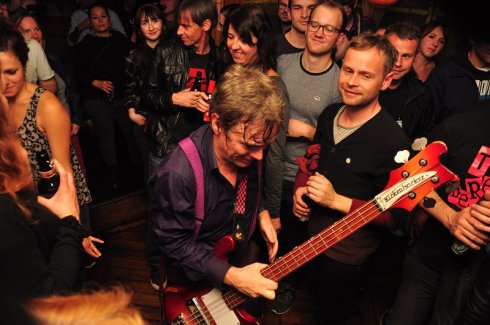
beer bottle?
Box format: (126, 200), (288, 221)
(36, 150), (60, 198)
(191, 71), (202, 92)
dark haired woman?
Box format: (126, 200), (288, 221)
(125, 4), (165, 181)
(223, 4), (290, 233)
(124, 4), (166, 289)
(223, 4), (293, 314)
(0, 82), (84, 299)
(0, 17), (102, 259)
(75, 3), (140, 191)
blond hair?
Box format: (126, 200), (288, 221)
(210, 64), (284, 143)
(27, 287), (147, 325)
(349, 32), (398, 76)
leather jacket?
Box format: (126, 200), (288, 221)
(142, 38), (219, 157)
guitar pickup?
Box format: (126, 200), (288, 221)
(185, 298), (211, 325)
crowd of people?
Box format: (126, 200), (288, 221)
(0, 0), (489, 324)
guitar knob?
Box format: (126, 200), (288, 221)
(401, 171), (410, 178)
(431, 176), (439, 183)
(408, 192), (416, 199)
(419, 159), (427, 166)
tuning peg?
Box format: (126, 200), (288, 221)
(394, 150), (410, 164)
(412, 137), (428, 151)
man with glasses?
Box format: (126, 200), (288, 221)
(271, 0), (291, 35)
(268, 0), (345, 315)
(334, 0), (377, 62)
(275, 0), (319, 55)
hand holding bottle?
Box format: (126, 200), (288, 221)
(172, 88), (208, 109)
(37, 159), (80, 221)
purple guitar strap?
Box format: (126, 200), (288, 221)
(179, 137), (205, 241)
(178, 137), (262, 241)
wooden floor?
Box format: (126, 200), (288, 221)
(86, 191), (405, 325)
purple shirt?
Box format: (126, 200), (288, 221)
(149, 125), (262, 288)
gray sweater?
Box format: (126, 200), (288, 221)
(277, 52), (342, 181)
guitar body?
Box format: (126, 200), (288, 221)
(163, 235), (261, 325)
(164, 286), (260, 325)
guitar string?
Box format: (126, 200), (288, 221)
(181, 198), (384, 323)
(218, 174), (438, 317)
(180, 197), (395, 323)
(225, 197), (385, 308)
(179, 170), (439, 324)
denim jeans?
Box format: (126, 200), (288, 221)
(430, 251), (485, 325)
(388, 245), (441, 325)
(310, 253), (368, 324)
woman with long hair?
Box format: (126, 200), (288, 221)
(0, 74), (84, 299)
(0, 18), (101, 258)
(125, 3), (165, 181)
(222, 5), (295, 315)
(413, 21), (446, 82)
(124, 5), (165, 288)
(223, 4), (290, 230)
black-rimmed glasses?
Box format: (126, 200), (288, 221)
(307, 21), (341, 36)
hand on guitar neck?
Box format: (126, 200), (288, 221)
(224, 264), (278, 300)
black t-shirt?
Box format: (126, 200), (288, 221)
(173, 52), (211, 140)
(275, 33), (303, 56)
(417, 108), (490, 271)
(379, 78), (409, 127)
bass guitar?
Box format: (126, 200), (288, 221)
(163, 141), (458, 325)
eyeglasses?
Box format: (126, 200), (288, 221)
(307, 21), (341, 36)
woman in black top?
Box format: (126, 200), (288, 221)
(125, 3), (165, 181)
(75, 2), (139, 190)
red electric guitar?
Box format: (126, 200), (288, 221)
(163, 142), (458, 325)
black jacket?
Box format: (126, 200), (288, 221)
(0, 190), (86, 300)
(142, 38), (219, 157)
(380, 76), (434, 141)
(75, 32), (132, 102)
(399, 77), (434, 140)
(426, 49), (490, 122)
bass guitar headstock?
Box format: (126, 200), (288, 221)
(375, 141), (459, 212)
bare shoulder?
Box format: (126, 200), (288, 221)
(37, 90), (69, 127)
(37, 90), (66, 113)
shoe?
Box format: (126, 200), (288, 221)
(83, 255), (97, 269)
(150, 276), (168, 291)
(108, 165), (119, 194)
(150, 268), (167, 291)
(379, 309), (391, 325)
(269, 281), (295, 315)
